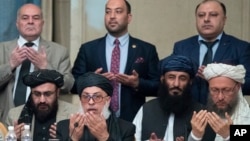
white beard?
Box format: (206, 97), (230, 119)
(101, 101), (111, 119)
(79, 101), (111, 119)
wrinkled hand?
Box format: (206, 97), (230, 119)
(13, 121), (25, 140)
(196, 65), (206, 79)
(190, 110), (208, 138)
(116, 70), (139, 88)
(149, 132), (164, 141)
(69, 113), (85, 141)
(85, 112), (109, 141)
(207, 112), (232, 138)
(26, 46), (48, 69)
(49, 122), (57, 139)
(9, 47), (28, 70)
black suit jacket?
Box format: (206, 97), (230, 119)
(71, 35), (160, 121)
(56, 116), (135, 141)
(173, 32), (250, 104)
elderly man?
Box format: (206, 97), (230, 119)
(6, 69), (78, 141)
(133, 55), (204, 141)
(188, 63), (250, 141)
(0, 3), (74, 122)
(56, 72), (135, 141)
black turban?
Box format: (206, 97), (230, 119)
(23, 69), (64, 88)
(160, 55), (195, 78)
(76, 72), (113, 97)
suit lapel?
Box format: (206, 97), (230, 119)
(98, 37), (108, 72)
(190, 37), (200, 70)
(214, 33), (229, 62)
(124, 36), (137, 74)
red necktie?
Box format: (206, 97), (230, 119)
(110, 39), (120, 112)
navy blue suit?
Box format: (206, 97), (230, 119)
(71, 35), (160, 122)
(173, 32), (250, 104)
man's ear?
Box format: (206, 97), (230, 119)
(160, 75), (164, 83)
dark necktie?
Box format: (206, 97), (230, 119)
(201, 40), (218, 65)
(14, 42), (34, 106)
(110, 39), (120, 112)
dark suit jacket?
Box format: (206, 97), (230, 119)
(56, 116), (135, 141)
(173, 32), (250, 104)
(71, 35), (160, 121)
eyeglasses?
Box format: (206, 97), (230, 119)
(81, 94), (109, 103)
(32, 91), (56, 98)
(209, 83), (238, 96)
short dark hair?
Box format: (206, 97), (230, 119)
(195, 0), (226, 16)
(124, 0), (131, 14)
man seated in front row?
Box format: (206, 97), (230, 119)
(189, 63), (250, 141)
(5, 69), (78, 141)
(133, 55), (204, 141)
(56, 72), (135, 141)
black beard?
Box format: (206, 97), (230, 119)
(206, 94), (238, 118)
(158, 80), (192, 116)
(31, 99), (58, 123)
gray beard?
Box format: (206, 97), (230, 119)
(206, 94), (239, 118)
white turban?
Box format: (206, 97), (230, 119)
(203, 63), (246, 84)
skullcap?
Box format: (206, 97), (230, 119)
(203, 63), (245, 84)
(23, 69), (64, 88)
(76, 72), (113, 97)
(160, 55), (195, 78)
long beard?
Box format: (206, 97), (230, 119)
(158, 80), (192, 116)
(206, 94), (238, 118)
(31, 99), (58, 123)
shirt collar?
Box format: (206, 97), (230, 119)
(18, 36), (40, 47)
(106, 33), (129, 47)
(198, 32), (223, 43)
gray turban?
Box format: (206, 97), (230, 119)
(76, 72), (113, 97)
(203, 63), (246, 84)
(160, 55), (195, 78)
(23, 69), (64, 88)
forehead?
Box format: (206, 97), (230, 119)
(165, 71), (189, 77)
(106, 0), (126, 9)
(82, 86), (106, 95)
(32, 83), (57, 91)
(208, 76), (236, 87)
(197, 1), (223, 13)
(19, 4), (41, 16)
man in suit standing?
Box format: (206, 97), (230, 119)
(71, 0), (160, 122)
(5, 69), (78, 141)
(0, 4), (74, 122)
(172, 0), (250, 105)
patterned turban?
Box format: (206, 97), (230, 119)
(76, 72), (113, 97)
(203, 63), (246, 84)
(23, 69), (64, 88)
(160, 55), (195, 78)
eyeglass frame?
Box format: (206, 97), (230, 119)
(209, 82), (239, 96)
(80, 94), (109, 103)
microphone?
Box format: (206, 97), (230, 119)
(69, 122), (79, 141)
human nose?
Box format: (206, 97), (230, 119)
(204, 14), (210, 22)
(110, 11), (116, 18)
(173, 78), (180, 87)
(217, 91), (225, 100)
(88, 97), (95, 104)
(28, 17), (34, 23)
(39, 94), (46, 102)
